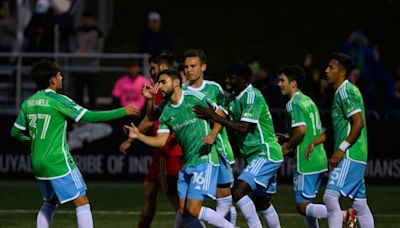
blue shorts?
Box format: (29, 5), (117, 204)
(217, 155), (234, 186)
(177, 163), (218, 201)
(293, 172), (324, 203)
(238, 157), (282, 197)
(36, 168), (87, 204)
(326, 158), (366, 200)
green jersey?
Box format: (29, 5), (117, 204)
(187, 80), (235, 164)
(12, 89), (127, 179)
(285, 92), (328, 174)
(158, 90), (219, 167)
(227, 84), (283, 163)
(332, 80), (368, 164)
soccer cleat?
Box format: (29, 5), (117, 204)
(344, 207), (357, 228)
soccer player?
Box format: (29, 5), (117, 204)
(119, 51), (187, 228)
(306, 53), (374, 228)
(10, 59), (139, 228)
(183, 49), (237, 225)
(277, 65), (329, 227)
(194, 61), (283, 228)
(124, 69), (234, 228)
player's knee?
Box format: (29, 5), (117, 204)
(72, 195), (89, 208)
(232, 181), (249, 202)
(252, 195), (271, 211)
(143, 183), (158, 200)
(47, 197), (59, 206)
(295, 203), (308, 216)
(352, 199), (370, 216)
(185, 202), (201, 218)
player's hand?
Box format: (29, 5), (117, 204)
(119, 139), (134, 154)
(281, 143), (290, 156)
(125, 103), (140, 116)
(329, 149), (344, 167)
(123, 122), (140, 140)
(194, 102), (215, 120)
(203, 134), (216, 145)
(276, 133), (289, 145)
(305, 143), (315, 161)
(141, 83), (157, 100)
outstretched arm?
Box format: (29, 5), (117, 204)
(119, 115), (155, 154)
(81, 104), (140, 123)
(124, 123), (169, 148)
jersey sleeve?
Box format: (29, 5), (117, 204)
(287, 100), (306, 128)
(13, 108), (27, 130)
(240, 93), (260, 124)
(53, 94), (87, 122)
(340, 85), (362, 118)
(157, 111), (171, 134)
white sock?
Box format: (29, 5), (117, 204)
(198, 206), (233, 228)
(37, 202), (57, 228)
(306, 203), (328, 219)
(76, 204), (93, 228)
(353, 199), (375, 228)
(236, 195), (262, 228)
(259, 204), (281, 228)
(323, 189), (342, 228)
(216, 195), (232, 217)
(183, 216), (206, 228)
(229, 206), (237, 226)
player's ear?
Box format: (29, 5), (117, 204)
(201, 64), (207, 72)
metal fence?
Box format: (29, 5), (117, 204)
(0, 52), (150, 114)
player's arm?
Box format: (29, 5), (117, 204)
(204, 108), (225, 145)
(141, 82), (165, 121)
(282, 125), (306, 156)
(195, 104), (255, 133)
(10, 126), (31, 143)
(124, 123), (169, 148)
(81, 104), (140, 123)
(305, 130), (327, 160)
(120, 115), (155, 154)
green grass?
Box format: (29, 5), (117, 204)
(0, 181), (399, 227)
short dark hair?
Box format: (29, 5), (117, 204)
(31, 59), (60, 90)
(183, 49), (206, 65)
(278, 65), (306, 89)
(155, 50), (175, 68)
(226, 61), (252, 82)
(329, 52), (355, 75)
(158, 69), (181, 86)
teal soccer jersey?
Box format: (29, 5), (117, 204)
(187, 80), (235, 164)
(227, 84), (283, 163)
(285, 92), (328, 174)
(332, 80), (368, 164)
(13, 89), (87, 179)
(157, 90), (219, 167)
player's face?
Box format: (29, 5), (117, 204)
(278, 74), (291, 96)
(225, 74), (240, 94)
(149, 62), (159, 81)
(158, 74), (174, 98)
(184, 57), (206, 84)
(325, 59), (343, 84)
(54, 72), (63, 90)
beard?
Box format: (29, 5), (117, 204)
(160, 87), (174, 99)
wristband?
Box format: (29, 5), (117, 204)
(339, 140), (350, 152)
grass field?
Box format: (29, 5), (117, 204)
(0, 181), (399, 228)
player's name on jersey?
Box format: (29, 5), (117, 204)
(27, 99), (50, 107)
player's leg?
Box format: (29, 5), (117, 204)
(351, 164), (374, 228)
(251, 163), (281, 228)
(294, 172), (328, 228)
(36, 179), (58, 228)
(183, 163), (233, 228)
(73, 195), (93, 228)
(215, 156), (236, 224)
(138, 153), (162, 228)
(232, 157), (263, 228)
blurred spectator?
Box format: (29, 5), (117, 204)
(70, 10), (104, 108)
(139, 11), (174, 55)
(248, 60), (284, 108)
(301, 51), (321, 104)
(385, 76), (400, 114)
(0, 1), (15, 53)
(24, 6), (55, 52)
(318, 78), (334, 110)
(178, 63), (188, 84)
(112, 59), (150, 113)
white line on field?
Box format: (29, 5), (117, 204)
(0, 210), (399, 218)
